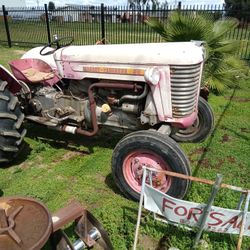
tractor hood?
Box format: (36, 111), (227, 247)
(54, 42), (205, 66)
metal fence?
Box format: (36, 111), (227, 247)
(0, 3), (249, 59)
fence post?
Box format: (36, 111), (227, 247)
(100, 3), (105, 44)
(2, 5), (11, 48)
(44, 4), (51, 44)
(178, 1), (182, 10)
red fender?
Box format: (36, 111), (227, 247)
(0, 65), (22, 94)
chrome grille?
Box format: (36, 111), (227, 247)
(170, 63), (202, 118)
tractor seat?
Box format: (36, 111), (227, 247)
(9, 58), (60, 86)
(21, 68), (55, 83)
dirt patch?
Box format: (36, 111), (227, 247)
(61, 151), (83, 161)
(197, 158), (210, 168)
(14, 49), (27, 55)
(96, 173), (106, 183)
(225, 96), (250, 102)
(188, 147), (209, 158)
(52, 151), (83, 164)
(68, 176), (77, 184)
(213, 159), (225, 169)
(221, 134), (232, 143)
(138, 234), (159, 250)
(241, 128), (250, 133)
(56, 175), (65, 180)
(20, 155), (45, 169)
(19, 161), (33, 170)
(227, 156), (236, 164)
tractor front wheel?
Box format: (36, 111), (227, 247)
(112, 130), (191, 201)
(171, 97), (214, 143)
(0, 80), (26, 165)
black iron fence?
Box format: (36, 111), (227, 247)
(0, 3), (249, 59)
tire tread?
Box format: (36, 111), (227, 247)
(112, 130), (191, 201)
(0, 80), (25, 164)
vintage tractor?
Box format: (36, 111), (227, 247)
(0, 37), (214, 201)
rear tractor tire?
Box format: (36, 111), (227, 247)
(112, 130), (191, 201)
(0, 80), (26, 165)
(171, 97), (214, 143)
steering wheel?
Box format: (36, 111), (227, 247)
(40, 36), (74, 56)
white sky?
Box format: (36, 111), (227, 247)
(26, 0), (225, 7)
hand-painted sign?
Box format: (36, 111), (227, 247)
(144, 184), (250, 236)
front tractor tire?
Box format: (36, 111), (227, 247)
(171, 97), (214, 143)
(0, 80), (26, 165)
(112, 130), (191, 201)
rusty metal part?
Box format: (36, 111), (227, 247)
(118, 83), (148, 105)
(0, 208), (8, 228)
(52, 200), (113, 249)
(60, 82), (142, 137)
(146, 168), (250, 193)
(107, 95), (119, 105)
(52, 200), (85, 233)
(0, 206), (24, 244)
(51, 229), (75, 250)
(75, 210), (113, 250)
(0, 196), (52, 250)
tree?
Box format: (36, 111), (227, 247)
(128, 0), (160, 10)
(146, 12), (248, 93)
(48, 1), (55, 11)
(161, 1), (168, 9)
(225, 0), (250, 20)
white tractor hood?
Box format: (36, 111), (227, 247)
(55, 42), (205, 66)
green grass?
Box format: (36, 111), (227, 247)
(0, 20), (249, 60)
(0, 46), (250, 249)
(0, 21), (162, 46)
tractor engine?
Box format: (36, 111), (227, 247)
(28, 86), (86, 125)
(27, 79), (144, 132)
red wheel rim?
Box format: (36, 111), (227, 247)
(122, 150), (172, 193)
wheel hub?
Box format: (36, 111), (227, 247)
(129, 153), (171, 191)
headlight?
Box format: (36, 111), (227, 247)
(144, 67), (161, 85)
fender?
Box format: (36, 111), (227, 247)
(0, 65), (22, 94)
(21, 46), (57, 70)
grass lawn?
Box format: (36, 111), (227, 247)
(0, 20), (249, 60)
(0, 21), (162, 46)
(0, 46), (249, 249)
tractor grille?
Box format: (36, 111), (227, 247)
(170, 63), (202, 118)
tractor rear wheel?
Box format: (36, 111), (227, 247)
(112, 130), (191, 201)
(0, 80), (26, 165)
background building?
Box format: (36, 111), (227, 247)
(0, 0), (26, 7)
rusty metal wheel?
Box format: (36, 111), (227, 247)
(0, 196), (52, 250)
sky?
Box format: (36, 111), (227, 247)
(26, 0), (225, 7)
